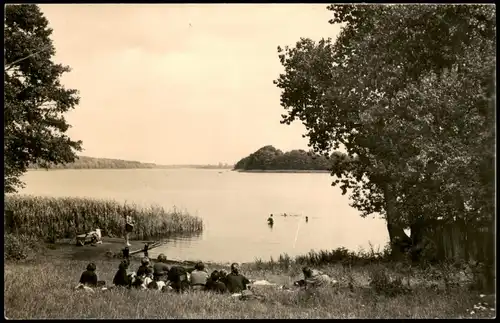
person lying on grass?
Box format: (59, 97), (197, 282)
(77, 262), (106, 289)
(294, 267), (338, 289)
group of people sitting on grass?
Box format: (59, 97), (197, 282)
(77, 252), (338, 294)
(77, 254), (255, 294)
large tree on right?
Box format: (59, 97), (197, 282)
(274, 4), (495, 259)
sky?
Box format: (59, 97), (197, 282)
(39, 4), (342, 165)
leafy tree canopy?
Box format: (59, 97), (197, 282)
(274, 4), (495, 254)
(4, 4), (82, 193)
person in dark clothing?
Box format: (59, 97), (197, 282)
(267, 214), (274, 226)
(167, 266), (189, 293)
(136, 257), (154, 278)
(153, 253), (170, 282)
(79, 263), (98, 287)
(143, 243), (149, 258)
(113, 260), (132, 287)
(205, 270), (227, 294)
(122, 247), (130, 262)
(219, 269), (228, 283)
(225, 263), (250, 294)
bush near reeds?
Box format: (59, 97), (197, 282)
(252, 246), (392, 272)
(4, 195), (203, 242)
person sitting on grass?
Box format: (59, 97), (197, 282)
(225, 263), (251, 294)
(130, 257), (153, 289)
(113, 260), (133, 288)
(153, 254), (170, 282)
(77, 262), (106, 289)
(167, 265), (190, 293)
(137, 257), (154, 278)
(205, 270), (227, 294)
(190, 262), (209, 290)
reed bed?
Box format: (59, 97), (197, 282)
(4, 195), (203, 242)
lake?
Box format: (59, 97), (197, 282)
(20, 169), (389, 263)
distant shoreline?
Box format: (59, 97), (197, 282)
(233, 169), (331, 173)
(27, 166), (234, 171)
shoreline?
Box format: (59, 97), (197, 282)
(27, 168), (315, 173)
(232, 169), (331, 173)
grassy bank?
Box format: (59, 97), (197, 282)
(4, 195), (203, 242)
(3, 244), (495, 319)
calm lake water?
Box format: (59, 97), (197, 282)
(21, 169), (388, 263)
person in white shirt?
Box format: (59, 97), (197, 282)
(125, 215), (134, 247)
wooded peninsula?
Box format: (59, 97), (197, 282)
(233, 145), (333, 172)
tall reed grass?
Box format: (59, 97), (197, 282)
(5, 195), (203, 242)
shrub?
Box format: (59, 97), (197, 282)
(4, 233), (41, 261)
(368, 265), (411, 297)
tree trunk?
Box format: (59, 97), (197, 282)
(383, 183), (412, 260)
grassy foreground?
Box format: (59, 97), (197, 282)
(3, 245), (495, 319)
(5, 195), (203, 241)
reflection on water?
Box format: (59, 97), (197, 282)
(21, 169), (389, 263)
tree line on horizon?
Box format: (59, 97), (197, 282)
(27, 156), (158, 170)
(28, 156), (234, 170)
(233, 145), (334, 171)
